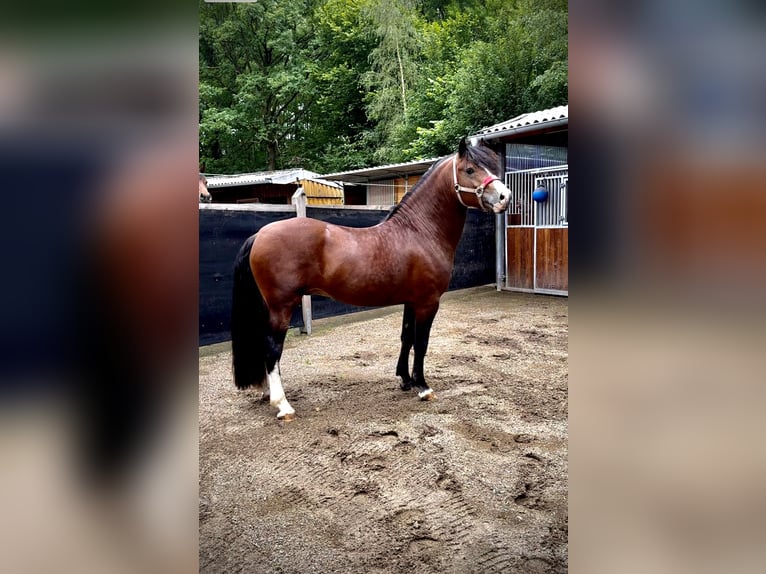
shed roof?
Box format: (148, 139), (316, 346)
(471, 105), (568, 142)
(204, 168), (320, 188)
(320, 157), (441, 184)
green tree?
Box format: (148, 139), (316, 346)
(362, 0), (421, 163)
(199, 0), (319, 172)
(293, 0), (377, 172)
(198, 0), (567, 173)
(402, 0), (568, 158)
(389, 6), (480, 158)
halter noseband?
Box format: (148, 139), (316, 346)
(452, 154), (500, 212)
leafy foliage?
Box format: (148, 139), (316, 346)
(199, 0), (567, 173)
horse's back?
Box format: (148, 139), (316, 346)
(252, 217), (370, 283)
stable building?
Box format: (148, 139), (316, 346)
(204, 168), (343, 205)
(471, 104), (568, 295)
(320, 158), (438, 206)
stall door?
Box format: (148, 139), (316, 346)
(505, 167), (568, 295)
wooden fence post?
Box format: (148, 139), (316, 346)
(291, 187), (312, 335)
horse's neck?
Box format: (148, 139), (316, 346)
(383, 165), (467, 253)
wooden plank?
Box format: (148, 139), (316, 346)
(506, 227), (534, 289)
(301, 179), (343, 205)
(535, 228), (568, 291)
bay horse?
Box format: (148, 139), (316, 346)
(231, 138), (510, 420)
(199, 173), (212, 203)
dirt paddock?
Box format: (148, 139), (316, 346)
(199, 286), (568, 573)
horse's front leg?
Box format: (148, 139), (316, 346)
(411, 304), (439, 401)
(396, 304), (416, 391)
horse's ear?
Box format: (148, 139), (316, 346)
(458, 137), (468, 157)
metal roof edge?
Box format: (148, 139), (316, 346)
(471, 117), (569, 143)
(470, 105), (568, 141)
(205, 168), (319, 188)
(319, 157), (442, 180)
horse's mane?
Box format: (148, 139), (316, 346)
(383, 143), (497, 222)
(464, 143), (499, 173)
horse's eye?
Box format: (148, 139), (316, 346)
(466, 167), (475, 175)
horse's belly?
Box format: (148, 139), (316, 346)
(305, 287), (333, 298)
(330, 288), (403, 308)
(313, 270), (414, 308)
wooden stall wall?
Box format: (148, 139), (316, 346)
(535, 228), (568, 291)
(211, 183), (297, 204)
(506, 227), (535, 290)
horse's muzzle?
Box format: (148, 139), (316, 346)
(489, 181), (511, 213)
(492, 198), (509, 214)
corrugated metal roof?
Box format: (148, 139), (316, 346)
(320, 157), (441, 184)
(300, 177), (342, 189)
(472, 105), (568, 140)
(205, 168), (319, 188)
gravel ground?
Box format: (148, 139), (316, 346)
(200, 286), (568, 573)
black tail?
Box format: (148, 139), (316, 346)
(231, 235), (268, 390)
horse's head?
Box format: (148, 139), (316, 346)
(199, 174), (212, 203)
(452, 138), (510, 214)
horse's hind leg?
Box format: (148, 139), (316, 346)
(264, 308), (296, 421)
(264, 329), (295, 420)
(267, 364), (294, 421)
(396, 304), (416, 391)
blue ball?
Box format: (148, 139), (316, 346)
(532, 187), (549, 202)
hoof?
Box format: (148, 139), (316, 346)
(278, 412), (296, 422)
(418, 389), (435, 401)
